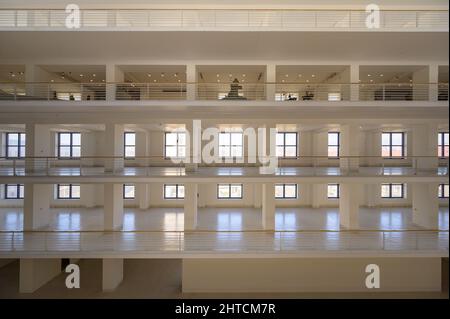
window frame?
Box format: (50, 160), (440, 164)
(218, 131), (244, 159)
(4, 184), (24, 199)
(5, 132), (26, 158)
(217, 183), (243, 199)
(438, 184), (449, 199)
(381, 132), (405, 159)
(124, 132), (136, 159)
(381, 183), (405, 199)
(163, 184), (185, 199)
(327, 184), (340, 199)
(57, 132), (81, 159)
(123, 184), (136, 200)
(56, 184), (81, 200)
(327, 132), (340, 158)
(275, 184), (298, 199)
(276, 132), (298, 158)
(438, 132), (449, 158)
(164, 132), (187, 159)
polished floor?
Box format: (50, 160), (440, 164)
(0, 206), (448, 231)
(0, 165), (447, 177)
(0, 259), (447, 299)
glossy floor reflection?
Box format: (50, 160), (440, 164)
(0, 206), (448, 231)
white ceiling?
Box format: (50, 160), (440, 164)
(0, 31), (447, 63)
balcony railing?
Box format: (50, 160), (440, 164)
(0, 9), (448, 31)
(0, 230), (447, 255)
(0, 82), (448, 102)
(0, 156), (447, 177)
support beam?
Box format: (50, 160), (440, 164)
(135, 131), (149, 167)
(262, 183), (275, 230)
(106, 64), (124, 101)
(340, 124), (360, 172)
(184, 183), (198, 230)
(266, 64), (276, 101)
(411, 183), (439, 229)
(429, 64), (439, 102)
(411, 124), (438, 171)
(186, 64), (196, 100)
(102, 259), (123, 292)
(104, 183), (123, 231)
(350, 64), (359, 101)
(137, 184), (150, 210)
(185, 120), (201, 171)
(104, 124), (124, 172)
(339, 183), (360, 229)
(19, 259), (61, 293)
(23, 183), (52, 230)
(25, 124), (51, 172)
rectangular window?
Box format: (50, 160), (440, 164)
(327, 93), (341, 101)
(57, 184), (81, 199)
(439, 184), (449, 198)
(382, 132), (405, 158)
(275, 184), (297, 199)
(218, 132), (243, 158)
(58, 132), (81, 158)
(217, 184), (243, 199)
(124, 132), (136, 158)
(327, 184), (340, 199)
(276, 132), (298, 158)
(123, 184), (135, 199)
(6, 132), (26, 158)
(4, 184), (24, 199)
(164, 184), (185, 199)
(438, 132), (449, 158)
(381, 183), (405, 199)
(328, 132), (340, 158)
(164, 132), (186, 159)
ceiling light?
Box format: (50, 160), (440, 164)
(281, 79), (285, 83)
(216, 74), (220, 77)
(369, 79), (373, 82)
(92, 74), (96, 77)
(161, 73), (165, 77)
(298, 74), (302, 77)
(174, 73), (178, 77)
(153, 79), (157, 82)
(50, 79), (54, 82)
(306, 79), (309, 83)
(380, 74), (384, 77)
(147, 73), (152, 77)
(89, 79), (93, 82)
(229, 74), (232, 77)
(311, 74), (316, 78)
(367, 74), (371, 77)
(242, 74), (246, 77)
(79, 74), (84, 77)
(285, 74), (289, 77)
(178, 79), (181, 82)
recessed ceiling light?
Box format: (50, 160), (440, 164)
(311, 74), (316, 78)
(161, 73), (165, 77)
(285, 74), (289, 77)
(369, 79), (373, 82)
(147, 73), (152, 77)
(153, 79), (157, 82)
(217, 79), (220, 82)
(89, 79), (94, 82)
(242, 74), (246, 77)
(79, 74), (83, 77)
(380, 74), (384, 77)
(306, 79), (309, 82)
(178, 79), (181, 82)
(216, 74), (220, 77)
(174, 73), (178, 77)
(92, 74), (96, 77)
(102, 79), (105, 82)
(298, 74), (302, 77)
(229, 74), (232, 77)
(50, 79), (54, 82)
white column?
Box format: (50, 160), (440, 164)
(429, 64), (439, 102)
(259, 124), (277, 174)
(350, 64), (359, 101)
(266, 64), (276, 101)
(25, 64), (37, 97)
(135, 131), (149, 166)
(311, 184), (321, 209)
(340, 124), (360, 172)
(186, 64), (196, 101)
(81, 184), (96, 208)
(411, 183), (439, 229)
(411, 124), (438, 171)
(19, 259), (61, 293)
(262, 183), (275, 230)
(106, 64), (124, 101)
(25, 124), (51, 172)
(184, 183), (198, 230)
(23, 183), (52, 231)
(339, 183), (360, 229)
(102, 259), (123, 291)
(104, 123), (124, 172)
(137, 184), (150, 210)
(104, 183), (123, 231)
(412, 66), (430, 101)
(185, 120), (201, 171)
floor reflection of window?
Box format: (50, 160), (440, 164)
(123, 212), (136, 231)
(380, 210), (403, 229)
(275, 212), (296, 230)
(217, 212), (242, 231)
(164, 212), (183, 231)
(56, 212), (81, 230)
(325, 210), (339, 230)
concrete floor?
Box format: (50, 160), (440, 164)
(0, 206), (448, 231)
(0, 259), (447, 299)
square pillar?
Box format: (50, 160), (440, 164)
(411, 183), (439, 229)
(259, 124), (277, 174)
(104, 124), (124, 172)
(339, 183), (360, 229)
(266, 64), (276, 101)
(340, 124), (360, 172)
(411, 124), (438, 171)
(104, 183), (123, 231)
(311, 184), (321, 209)
(23, 183), (52, 231)
(412, 66), (430, 101)
(350, 64), (359, 101)
(135, 131), (149, 167)
(102, 259), (123, 292)
(20, 259), (61, 293)
(185, 120), (201, 171)
(186, 64), (196, 100)
(137, 184), (150, 210)
(429, 64), (439, 102)
(262, 183), (275, 230)
(25, 124), (52, 172)
(106, 64), (124, 101)
(184, 183), (198, 230)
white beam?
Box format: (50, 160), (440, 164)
(23, 183), (52, 231)
(339, 183), (360, 229)
(104, 183), (123, 231)
(184, 182), (198, 230)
